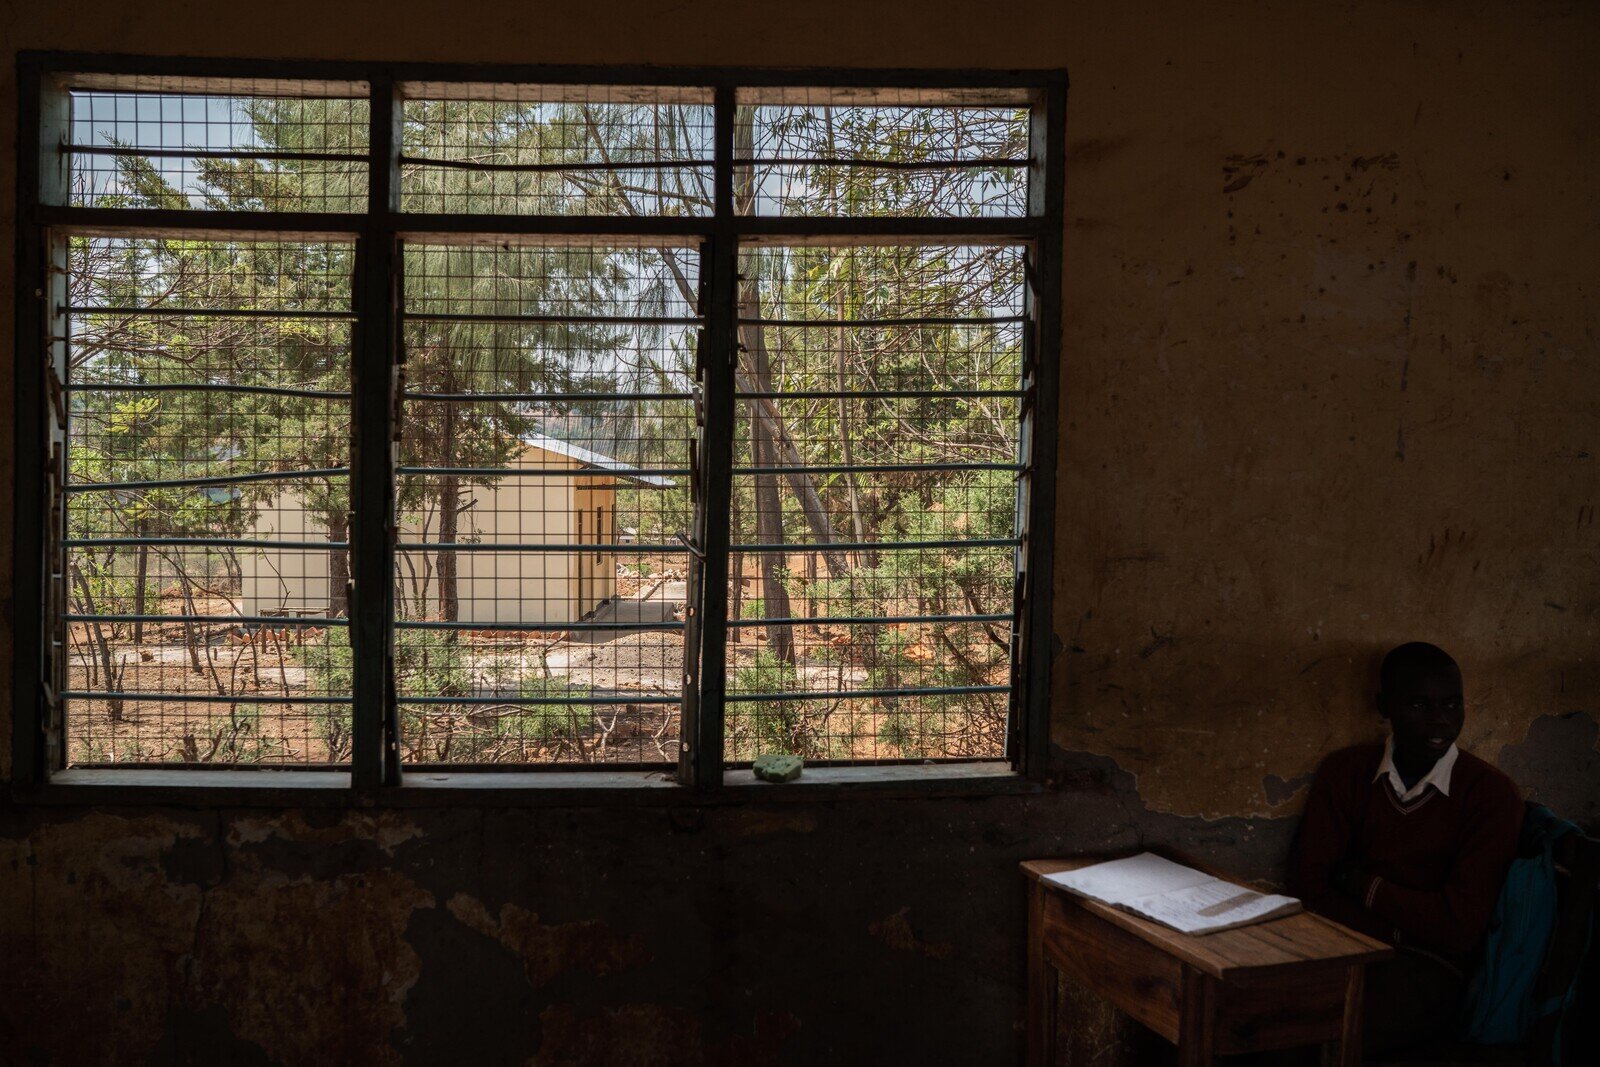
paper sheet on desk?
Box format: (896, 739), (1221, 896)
(1044, 852), (1302, 935)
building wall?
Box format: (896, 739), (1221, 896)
(241, 488), (338, 616)
(571, 478), (617, 617)
(245, 445), (594, 624)
(412, 444), (582, 626)
(2, 1), (1597, 1063)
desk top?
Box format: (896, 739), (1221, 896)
(1022, 857), (1392, 979)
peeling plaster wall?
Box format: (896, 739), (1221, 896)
(1, 1), (1596, 1062)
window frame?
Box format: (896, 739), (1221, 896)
(12, 52), (1066, 799)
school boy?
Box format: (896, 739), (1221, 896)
(1289, 642), (1523, 1054)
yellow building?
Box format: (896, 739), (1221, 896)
(240, 434), (670, 624)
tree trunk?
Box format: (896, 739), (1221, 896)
(436, 361), (461, 628)
(437, 474), (461, 625)
(824, 108), (868, 567)
(837, 297), (867, 570)
(748, 388), (794, 664)
(327, 510), (350, 618)
(729, 490), (744, 642)
(132, 530), (149, 644)
(70, 562), (123, 722)
(735, 107), (795, 663)
(656, 244), (846, 578)
(738, 289), (796, 661)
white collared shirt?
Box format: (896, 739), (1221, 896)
(1373, 735), (1459, 803)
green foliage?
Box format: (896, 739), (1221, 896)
(728, 649), (812, 759)
(295, 628), (598, 763)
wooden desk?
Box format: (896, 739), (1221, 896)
(1023, 858), (1392, 1067)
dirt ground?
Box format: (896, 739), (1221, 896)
(66, 576), (692, 767)
(65, 558), (1006, 765)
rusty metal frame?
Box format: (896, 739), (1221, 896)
(11, 51), (1067, 799)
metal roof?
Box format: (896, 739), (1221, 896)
(520, 433), (676, 488)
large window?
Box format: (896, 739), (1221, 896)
(14, 57), (1064, 790)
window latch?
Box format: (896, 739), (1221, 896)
(674, 530), (705, 561)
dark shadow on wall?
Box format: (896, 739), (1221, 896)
(1497, 712), (1600, 831)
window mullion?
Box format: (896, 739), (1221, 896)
(351, 73), (401, 789)
(15, 65), (68, 784)
(688, 85), (739, 789)
(1019, 77), (1066, 781)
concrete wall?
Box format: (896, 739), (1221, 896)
(2, 1), (1596, 1062)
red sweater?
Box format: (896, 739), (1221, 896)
(1288, 742), (1523, 962)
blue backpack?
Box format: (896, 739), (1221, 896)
(1463, 803), (1582, 1048)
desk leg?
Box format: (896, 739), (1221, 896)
(1027, 882), (1057, 1067)
(1331, 963), (1365, 1067)
(1177, 966), (1216, 1067)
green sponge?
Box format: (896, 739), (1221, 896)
(752, 754), (803, 782)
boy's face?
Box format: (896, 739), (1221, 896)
(1380, 665), (1465, 760)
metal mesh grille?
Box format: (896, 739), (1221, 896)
(68, 89), (369, 211)
(394, 243), (701, 764)
(33, 69), (1053, 779)
(62, 236), (355, 765)
(724, 244), (1026, 762)
(736, 92), (1030, 217)
(400, 85), (713, 216)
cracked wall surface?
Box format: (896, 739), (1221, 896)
(1, 0), (1596, 1062)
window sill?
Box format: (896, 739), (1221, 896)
(14, 761), (1038, 807)
(722, 760), (1032, 795)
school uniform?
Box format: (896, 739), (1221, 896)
(1289, 738), (1523, 1053)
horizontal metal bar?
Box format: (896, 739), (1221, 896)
(400, 153), (710, 173)
(62, 690), (352, 705)
(740, 314), (1026, 328)
(403, 758), (678, 777)
(397, 619), (684, 632)
(63, 762), (352, 773)
(403, 390), (692, 403)
(68, 382), (349, 399)
(734, 462), (1022, 474)
(64, 304), (355, 320)
(68, 467), (348, 492)
(724, 685), (1010, 702)
(66, 613), (348, 626)
(728, 613), (1011, 628)
(66, 537), (348, 550)
(29, 52), (1060, 93)
(736, 155), (1030, 171)
(403, 153), (1024, 171)
(396, 541), (686, 553)
(731, 216), (1041, 243)
(402, 311), (701, 326)
(396, 466), (687, 478)
(38, 207), (1037, 245)
(68, 144), (371, 163)
(733, 537), (1019, 552)
(395, 214), (711, 242)
(739, 388), (1025, 400)
(723, 755), (1002, 770)
(397, 213), (1037, 243)
(397, 693), (680, 706)
(39, 204), (364, 237)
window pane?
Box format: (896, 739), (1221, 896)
(61, 237), (355, 766)
(400, 84), (713, 216)
(737, 92), (1030, 217)
(394, 243), (700, 765)
(724, 244), (1027, 764)
(69, 89), (369, 211)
